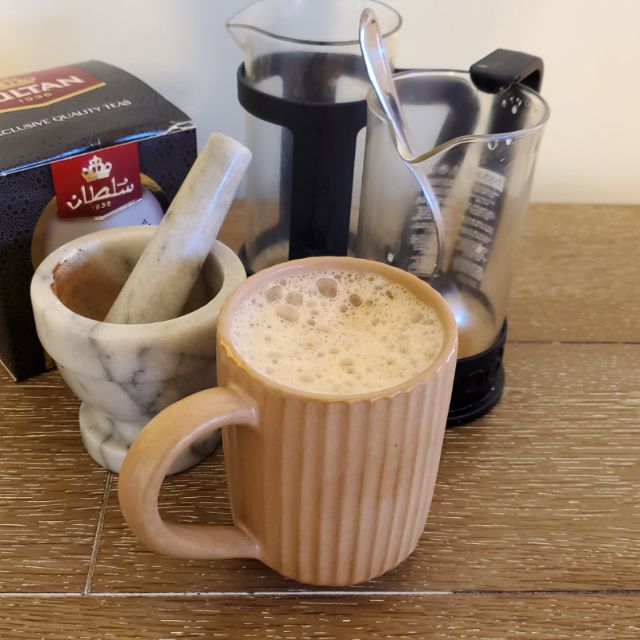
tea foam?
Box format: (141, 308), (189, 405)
(230, 269), (443, 395)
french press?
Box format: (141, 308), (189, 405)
(227, 0), (402, 273)
(357, 49), (550, 424)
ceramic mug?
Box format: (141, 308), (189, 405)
(118, 256), (458, 586)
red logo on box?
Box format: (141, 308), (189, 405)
(0, 65), (104, 114)
(51, 142), (142, 219)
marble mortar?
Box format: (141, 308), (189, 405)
(30, 226), (246, 473)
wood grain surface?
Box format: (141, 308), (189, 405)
(2, 595), (640, 639)
(1, 203), (639, 637)
(0, 372), (107, 592)
(509, 204), (640, 343)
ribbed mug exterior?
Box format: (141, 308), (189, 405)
(218, 336), (456, 585)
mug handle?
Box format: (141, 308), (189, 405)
(118, 386), (261, 560)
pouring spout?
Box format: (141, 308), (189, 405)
(225, 22), (251, 50)
(226, 0), (291, 50)
(226, 0), (273, 50)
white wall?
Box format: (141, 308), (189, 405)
(0, 0), (637, 203)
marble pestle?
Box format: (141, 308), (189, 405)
(105, 133), (251, 324)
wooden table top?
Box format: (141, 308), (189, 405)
(1, 203), (639, 638)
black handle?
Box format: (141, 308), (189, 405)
(470, 48), (543, 93)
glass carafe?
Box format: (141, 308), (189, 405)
(227, 0), (401, 272)
(357, 64), (549, 422)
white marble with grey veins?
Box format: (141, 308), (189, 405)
(30, 226), (246, 473)
(106, 133), (251, 324)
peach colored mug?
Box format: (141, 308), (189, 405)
(118, 256), (458, 586)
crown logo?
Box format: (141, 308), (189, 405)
(82, 155), (112, 182)
(0, 76), (36, 91)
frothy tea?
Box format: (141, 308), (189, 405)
(230, 269), (444, 395)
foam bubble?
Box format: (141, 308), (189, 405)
(230, 268), (444, 395)
(316, 277), (338, 298)
(286, 291), (304, 306)
(265, 285), (282, 302)
(275, 304), (300, 323)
